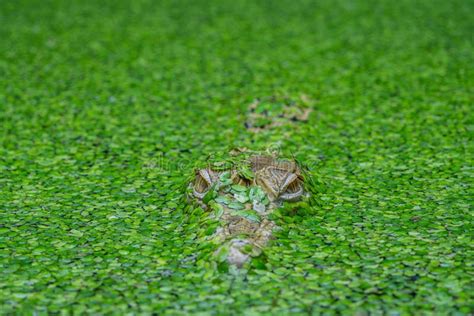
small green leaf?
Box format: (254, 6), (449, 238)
(231, 185), (247, 192)
(238, 165), (255, 180)
(231, 210), (261, 222)
(202, 187), (217, 204)
(210, 202), (224, 219)
(234, 192), (249, 203)
(249, 186), (266, 202)
(215, 195), (231, 205)
(215, 245), (229, 262)
(228, 202), (245, 210)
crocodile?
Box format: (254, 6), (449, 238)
(188, 151), (306, 268)
(245, 96), (312, 132)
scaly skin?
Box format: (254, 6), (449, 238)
(189, 152), (305, 268)
(245, 96), (312, 132)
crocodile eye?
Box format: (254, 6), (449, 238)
(279, 174), (304, 201)
(193, 169), (213, 199)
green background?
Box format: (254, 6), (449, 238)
(0, 0), (472, 314)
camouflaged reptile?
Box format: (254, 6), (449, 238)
(245, 95), (312, 132)
(188, 151), (306, 268)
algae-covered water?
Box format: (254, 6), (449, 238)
(0, 0), (472, 314)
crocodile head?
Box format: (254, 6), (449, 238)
(189, 152), (306, 268)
